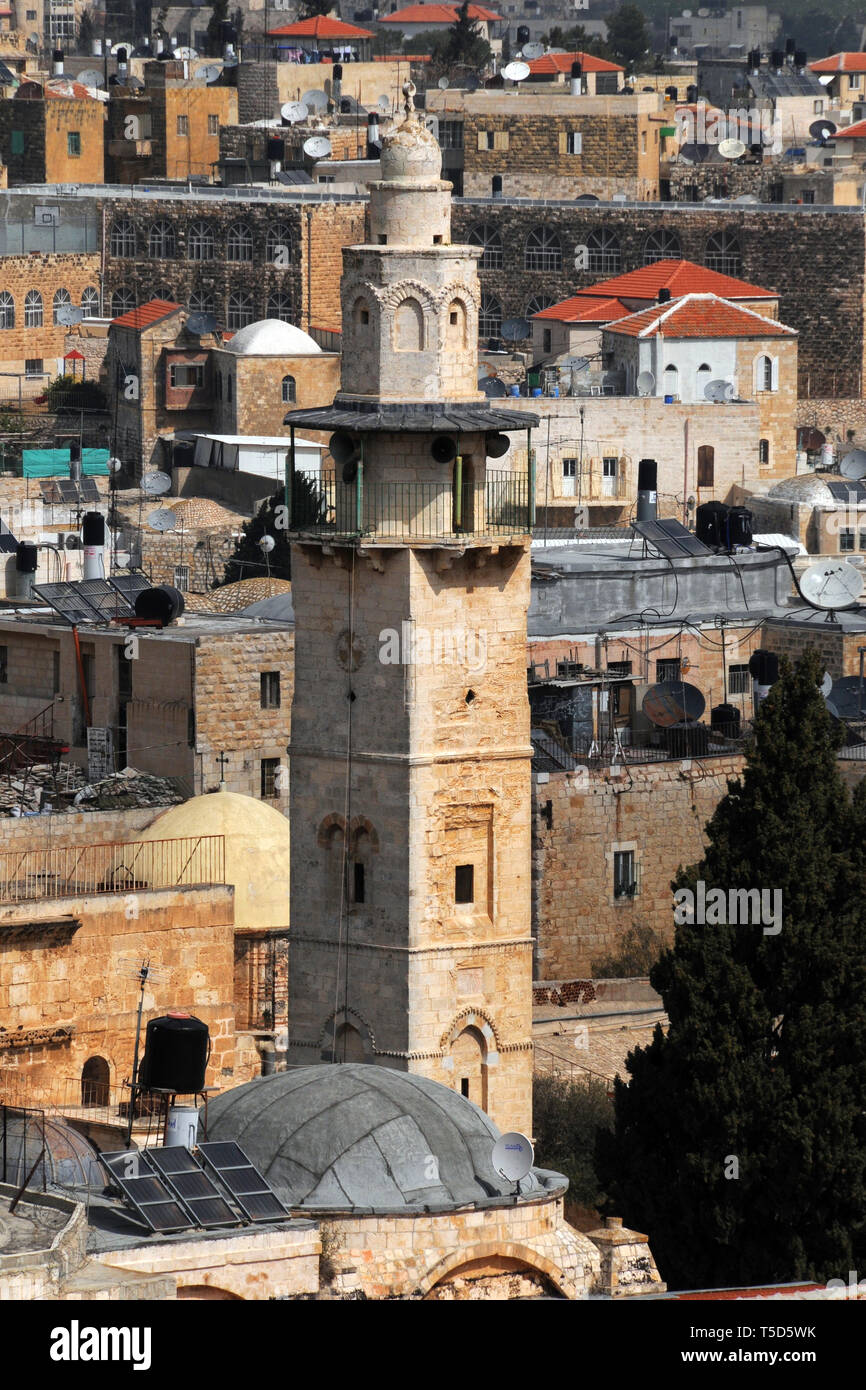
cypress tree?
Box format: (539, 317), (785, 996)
(598, 650), (866, 1289)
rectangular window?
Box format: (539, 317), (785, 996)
(479, 130), (494, 150)
(11, 130), (24, 155)
(52, 648), (61, 694)
(850, 75), (861, 89)
(562, 458), (577, 478)
(169, 363), (204, 388)
(25, 359), (43, 378)
(177, 114), (189, 136)
(607, 660), (632, 676)
(116, 643), (132, 698)
(439, 119), (464, 149)
(67, 131), (81, 157)
(613, 849), (636, 899)
(0, 644), (7, 683)
(353, 861), (365, 904)
(260, 671), (281, 709)
(173, 564), (189, 591)
(801, 190), (815, 204)
(840, 530), (855, 551)
(567, 131), (582, 154)
(729, 664), (750, 694)
(813, 99), (824, 114)
(207, 114), (219, 134)
(860, 531), (866, 551)
(698, 444), (715, 486)
(455, 863), (475, 904)
(641, 130), (647, 154)
(260, 757), (280, 798)
(656, 657), (682, 682)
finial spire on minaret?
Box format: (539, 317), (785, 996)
(402, 80), (416, 118)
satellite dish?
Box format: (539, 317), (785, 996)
(258, 534), (275, 553)
(682, 8), (692, 16)
(108, 457), (123, 473)
(826, 674), (866, 720)
(56, 304), (84, 326)
(147, 509), (177, 533)
(301, 89), (328, 114)
(281, 100), (308, 125)
(840, 449), (866, 480)
(196, 64), (223, 85)
(799, 559), (863, 610)
(705, 378), (731, 402)
(718, 136), (746, 159)
(437, 75), (450, 89)
(733, 193), (759, 203)
(502, 60), (530, 82)
(485, 433), (510, 459)
(303, 135), (332, 159)
(492, 1132), (534, 1183)
(809, 118), (837, 141)
(142, 471), (172, 496)
(501, 316), (532, 340)
(636, 370), (655, 396)
(78, 69), (103, 87)
(522, 41), (545, 59)
(173, 47), (197, 59)
(479, 375), (508, 398)
(642, 682), (706, 727)
(377, 94), (391, 114)
(820, 670), (833, 699)
(186, 311), (218, 336)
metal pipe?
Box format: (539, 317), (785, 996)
(356, 439), (364, 534)
(454, 454), (463, 530)
(71, 625), (90, 728)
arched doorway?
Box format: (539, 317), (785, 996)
(450, 1025), (487, 1110)
(81, 1056), (110, 1107)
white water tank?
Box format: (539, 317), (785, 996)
(166, 1105), (199, 1149)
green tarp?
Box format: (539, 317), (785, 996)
(22, 448), (110, 478)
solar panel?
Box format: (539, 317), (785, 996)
(146, 1146), (243, 1228)
(109, 572), (151, 603)
(79, 478), (101, 502)
(0, 519), (17, 554)
(33, 581), (105, 624)
(99, 1150), (194, 1233)
(39, 479), (61, 505)
(198, 1141), (290, 1223)
(77, 578), (136, 619)
(828, 480), (866, 504)
(56, 479), (80, 504)
(632, 518), (711, 558)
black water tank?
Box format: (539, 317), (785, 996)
(711, 702), (740, 737)
(173, 439), (195, 469)
(664, 720), (710, 757)
(138, 1013), (209, 1093)
(16, 540), (38, 573)
(727, 506), (753, 547)
(696, 500), (729, 547)
(135, 585), (185, 625)
(82, 511), (105, 545)
(749, 648), (779, 685)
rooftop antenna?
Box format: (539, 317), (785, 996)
(118, 956), (168, 1148)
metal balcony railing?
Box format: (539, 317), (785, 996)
(290, 470), (531, 540)
(0, 834), (225, 904)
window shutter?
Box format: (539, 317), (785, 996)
(558, 131), (568, 154)
(570, 131), (582, 154)
(771, 356), (779, 390)
(494, 130), (509, 151)
(477, 130), (488, 151)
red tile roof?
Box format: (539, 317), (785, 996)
(841, 117), (866, 138)
(532, 295), (630, 323)
(267, 16), (374, 38)
(577, 258), (777, 301)
(380, 3), (501, 23)
(810, 52), (866, 74)
(527, 50), (623, 75)
(111, 299), (181, 331)
(604, 293), (797, 340)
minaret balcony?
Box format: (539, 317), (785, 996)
(289, 470), (532, 543)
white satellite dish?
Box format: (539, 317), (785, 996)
(718, 137), (747, 159)
(636, 369), (655, 396)
(301, 88), (329, 114)
(173, 47), (198, 59)
(258, 534), (275, 553)
(818, 73), (834, 86)
(705, 378), (732, 402)
(820, 670), (833, 699)
(840, 449), (866, 480)
(492, 1132), (534, 1183)
(78, 68), (103, 88)
(502, 60), (530, 82)
(147, 508), (177, 533)
(142, 471), (172, 496)
(196, 64), (223, 84)
(303, 135), (332, 159)
(377, 94), (391, 114)
(56, 304), (84, 326)
(799, 559), (864, 610)
(281, 100), (308, 124)
(108, 457), (123, 473)
(111, 40), (133, 54)
(437, 75), (450, 89)
(522, 41), (545, 59)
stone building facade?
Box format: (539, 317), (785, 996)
(106, 73), (239, 184)
(0, 92), (105, 184)
(0, 251), (102, 378)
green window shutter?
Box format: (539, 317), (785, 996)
(11, 130), (24, 155)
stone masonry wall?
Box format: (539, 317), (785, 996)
(194, 628), (293, 805)
(0, 253), (102, 376)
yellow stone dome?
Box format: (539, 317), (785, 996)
(137, 789), (289, 930)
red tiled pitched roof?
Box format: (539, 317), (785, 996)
(527, 50), (623, 75)
(604, 293), (797, 340)
(532, 295), (630, 323)
(577, 259), (777, 301)
(841, 117), (866, 138)
(809, 52), (866, 74)
(111, 299), (181, 331)
(267, 16), (374, 38)
(380, 3), (501, 23)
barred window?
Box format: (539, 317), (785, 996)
(524, 226), (562, 272)
(586, 227), (621, 275)
(643, 228), (681, 265)
(109, 218), (135, 258)
(111, 287), (136, 316)
(188, 221), (214, 261)
(267, 293), (293, 322)
(527, 295), (554, 317)
(478, 293), (502, 339)
(656, 657), (682, 682)
(0, 292), (13, 329)
(281, 374), (296, 403)
(705, 230), (742, 276)
(438, 119), (464, 149)
(729, 664), (750, 694)
(189, 290), (215, 316)
(227, 222), (253, 262)
(265, 222), (293, 265)
(467, 223), (503, 270)
(24, 290), (43, 327)
(81, 287), (100, 318)
(148, 220), (176, 259)
(52, 288), (71, 325)
(227, 293), (254, 330)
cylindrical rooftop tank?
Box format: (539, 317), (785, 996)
(138, 1013), (210, 1094)
(134, 584), (185, 625)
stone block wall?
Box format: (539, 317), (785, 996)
(0, 252), (102, 376)
(194, 627), (293, 803)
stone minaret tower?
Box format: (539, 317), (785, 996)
(285, 84), (538, 1133)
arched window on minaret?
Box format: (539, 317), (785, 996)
(394, 297), (425, 352)
(318, 816), (347, 911)
(446, 299), (468, 351)
(334, 1022), (366, 1062)
(352, 296), (370, 327)
(451, 1025), (488, 1111)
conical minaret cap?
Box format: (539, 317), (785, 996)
(379, 80), (442, 184)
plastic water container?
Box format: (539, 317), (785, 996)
(664, 394), (674, 404)
(552, 386), (560, 397)
(166, 1105), (199, 1149)
(509, 384), (520, 397)
(532, 387), (542, 397)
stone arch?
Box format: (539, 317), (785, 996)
(318, 1007), (376, 1062)
(418, 1242), (573, 1299)
(347, 816), (379, 852)
(446, 297), (468, 350)
(317, 812), (347, 847)
(177, 1285), (244, 1300)
(449, 1024), (488, 1109)
(394, 296), (425, 351)
(81, 1055), (110, 1107)
(351, 295), (371, 327)
(440, 1007), (501, 1053)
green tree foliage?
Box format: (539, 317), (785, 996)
(44, 375), (107, 413)
(298, 0), (336, 16)
(605, 4), (650, 70)
(533, 1074), (614, 1209)
(206, 0), (229, 55)
(598, 651), (866, 1290)
(222, 490), (292, 586)
(542, 24), (614, 62)
(592, 921), (665, 978)
(781, 9), (863, 55)
(76, 9), (95, 54)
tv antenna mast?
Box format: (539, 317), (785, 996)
(118, 955), (167, 1147)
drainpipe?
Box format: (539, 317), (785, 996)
(683, 417), (690, 525)
(71, 626), (91, 728)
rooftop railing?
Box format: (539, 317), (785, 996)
(290, 469), (531, 541)
(0, 834), (225, 905)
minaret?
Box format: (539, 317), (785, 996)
(285, 84), (538, 1133)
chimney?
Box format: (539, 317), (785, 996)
(116, 47), (128, 82)
(637, 459), (658, 522)
(658, 287), (671, 303)
(570, 60), (582, 96)
(333, 62), (343, 105)
(785, 37), (795, 63)
(52, 49), (64, 76)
